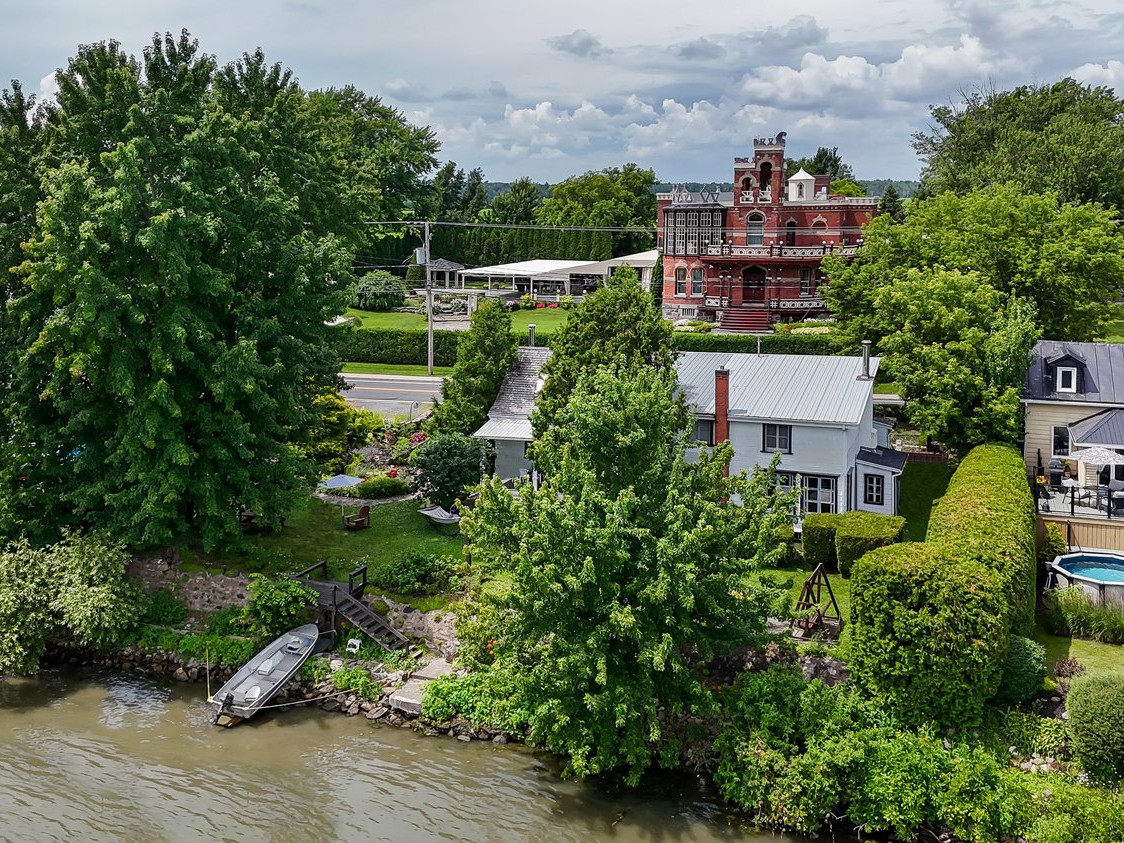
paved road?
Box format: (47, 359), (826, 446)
(341, 373), (443, 419)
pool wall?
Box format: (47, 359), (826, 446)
(1050, 551), (1124, 606)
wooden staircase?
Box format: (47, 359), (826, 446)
(292, 561), (419, 656)
(718, 308), (773, 332)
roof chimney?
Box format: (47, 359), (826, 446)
(528, 323), (536, 347)
(860, 339), (872, 380)
(715, 366), (730, 476)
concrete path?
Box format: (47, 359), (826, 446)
(388, 657), (456, 716)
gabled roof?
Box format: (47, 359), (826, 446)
(788, 167), (814, 180)
(473, 417), (533, 441)
(1070, 409), (1124, 448)
(1023, 340), (1124, 404)
(676, 351), (878, 426)
(482, 346), (552, 421)
(428, 257), (465, 272)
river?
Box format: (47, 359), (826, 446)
(0, 669), (806, 843)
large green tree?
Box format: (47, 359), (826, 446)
(824, 185), (1124, 344)
(429, 299), (517, 436)
(786, 146), (855, 180)
(532, 265), (675, 437)
(491, 176), (541, 225)
(535, 163), (656, 255)
(913, 79), (1124, 212)
(873, 271), (1040, 455)
(0, 32), (436, 547)
(459, 364), (796, 781)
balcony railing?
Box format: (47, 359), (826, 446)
(1036, 482), (1124, 522)
(705, 244), (860, 258)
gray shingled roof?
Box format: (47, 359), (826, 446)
(1023, 341), (1124, 404)
(676, 351), (879, 426)
(485, 346), (553, 420)
(1070, 409), (1124, 448)
(857, 446), (909, 471)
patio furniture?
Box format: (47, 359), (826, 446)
(344, 505), (371, 531)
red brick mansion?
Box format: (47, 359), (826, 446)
(657, 132), (878, 331)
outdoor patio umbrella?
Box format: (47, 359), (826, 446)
(318, 474), (364, 490)
(1067, 447), (1124, 466)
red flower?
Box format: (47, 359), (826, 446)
(387, 469), (398, 478)
(535, 301), (546, 308)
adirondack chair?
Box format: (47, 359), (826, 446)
(344, 505), (371, 531)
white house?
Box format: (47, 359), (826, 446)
(473, 343), (905, 516)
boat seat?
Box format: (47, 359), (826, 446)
(243, 685), (262, 703)
(285, 636), (305, 654)
(257, 657), (276, 676)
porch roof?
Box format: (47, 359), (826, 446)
(473, 417), (533, 442)
(1071, 408), (1124, 448)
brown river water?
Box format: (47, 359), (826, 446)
(0, 669), (809, 843)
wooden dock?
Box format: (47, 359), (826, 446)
(292, 561), (419, 656)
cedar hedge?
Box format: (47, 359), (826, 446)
(849, 543), (1010, 728)
(338, 325), (844, 366)
(834, 512), (906, 577)
(801, 513), (840, 567)
(926, 444), (1037, 636)
(1067, 671), (1124, 783)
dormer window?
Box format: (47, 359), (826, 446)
(1057, 366), (1078, 393)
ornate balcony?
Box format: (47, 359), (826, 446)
(703, 243), (860, 259)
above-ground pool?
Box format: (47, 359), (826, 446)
(1050, 551), (1124, 605)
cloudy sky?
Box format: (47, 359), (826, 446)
(2, 0), (1122, 183)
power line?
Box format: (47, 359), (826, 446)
(361, 219), (656, 234)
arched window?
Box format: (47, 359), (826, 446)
(746, 213), (765, 246)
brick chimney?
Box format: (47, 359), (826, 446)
(715, 366), (730, 478)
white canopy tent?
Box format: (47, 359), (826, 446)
(456, 250), (659, 298)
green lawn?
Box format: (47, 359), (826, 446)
(186, 497), (464, 589)
(1032, 616), (1124, 677)
(344, 306), (571, 334)
(342, 362), (454, 376)
(899, 460), (954, 542)
(748, 563), (851, 625)
(1099, 319), (1124, 343)
(872, 381), (899, 395)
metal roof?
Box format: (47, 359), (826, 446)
(856, 446), (908, 472)
(1071, 409), (1124, 448)
(472, 417), (534, 441)
(1023, 341), (1124, 404)
(458, 259), (595, 280)
(676, 351), (879, 426)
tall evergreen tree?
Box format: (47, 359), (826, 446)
(877, 184), (905, 222)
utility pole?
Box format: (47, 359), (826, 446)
(424, 220), (434, 376)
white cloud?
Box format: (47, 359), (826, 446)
(1069, 60), (1124, 93)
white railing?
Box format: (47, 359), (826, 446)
(775, 298), (825, 310)
(704, 244), (860, 258)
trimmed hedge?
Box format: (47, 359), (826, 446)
(339, 324), (845, 367)
(849, 543), (1010, 728)
(835, 512), (906, 578)
(801, 513), (841, 567)
(926, 445), (1037, 636)
(1067, 672), (1124, 783)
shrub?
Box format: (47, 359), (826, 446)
(670, 330), (848, 356)
(1039, 522), (1066, 563)
(834, 512), (906, 577)
(352, 271), (408, 311)
(344, 474), (409, 500)
(935, 747), (1030, 843)
(340, 327), (464, 367)
(983, 710), (1068, 758)
(848, 729), (949, 840)
(1045, 586), (1124, 644)
(422, 670), (527, 732)
(1053, 657), (1086, 681)
(994, 635), (1047, 705)
(141, 589), (188, 627)
(373, 549), (457, 595)
(1020, 777), (1124, 843)
(204, 605), (248, 636)
(1067, 671), (1124, 783)
(801, 513), (841, 567)
(244, 575), (317, 637)
(849, 543), (1010, 728)
(408, 432), (485, 509)
(331, 665), (376, 699)
(926, 444), (1037, 636)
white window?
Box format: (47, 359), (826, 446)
(674, 267), (687, 296)
(686, 211), (699, 255)
(1052, 425), (1070, 458)
(747, 215), (765, 245)
(864, 474), (884, 506)
(1057, 366), (1078, 393)
(800, 268), (812, 296)
(763, 424), (791, 453)
(803, 476), (837, 514)
(691, 268), (704, 295)
(693, 419), (714, 445)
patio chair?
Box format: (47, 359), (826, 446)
(419, 504), (461, 533)
(344, 505), (371, 531)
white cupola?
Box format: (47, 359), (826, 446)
(787, 167), (815, 202)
